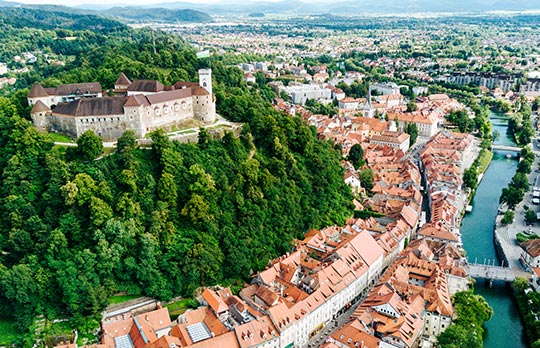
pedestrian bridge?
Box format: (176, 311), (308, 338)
(465, 263), (515, 282)
(491, 144), (522, 153)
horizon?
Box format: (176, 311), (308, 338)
(13, 0), (313, 5)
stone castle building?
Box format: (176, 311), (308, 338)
(28, 69), (216, 141)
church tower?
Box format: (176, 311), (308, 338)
(198, 69), (212, 95)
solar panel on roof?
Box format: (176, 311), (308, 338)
(186, 322), (212, 343)
(114, 335), (134, 348)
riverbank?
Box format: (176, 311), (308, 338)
(461, 110), (526, 348)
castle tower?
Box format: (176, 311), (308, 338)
(199, 69), (212, 95)
(114, 73), (132, 96)
(30, 100), (51, 132)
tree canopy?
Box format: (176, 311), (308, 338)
(0, 15), (354, 337)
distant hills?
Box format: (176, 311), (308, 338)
(0, 1), (213, 24)
(2, 0), (540, 23)
(75, 0), (540, 15)
(0, 6), (127, 32)
(104, 7), (212, 23)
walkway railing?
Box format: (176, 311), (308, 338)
(465, 261), (515, 282)
(491, 144), (522, 153)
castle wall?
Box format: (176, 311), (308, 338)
(74, 113), (139, 141)
(139, 97), (194, 136)
(48, 114), (79, 139)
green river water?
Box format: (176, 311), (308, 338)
(460, 111), (526, 347)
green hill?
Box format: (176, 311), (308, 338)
(0, 7), (126, 32)
(104, 7), (213, 23)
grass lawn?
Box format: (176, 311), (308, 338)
(108, 294), (141, 305)
(477, 149), (493, 174)
(48, 132), (75, 143)
(0, 318), (20, 345)
(166, 298), (199, 319)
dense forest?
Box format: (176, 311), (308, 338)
(0, 7), (353, 337)
(104, 7), (212, 23)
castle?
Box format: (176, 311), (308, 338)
(28, 69), (216, 141)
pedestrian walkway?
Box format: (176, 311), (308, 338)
(465, 263), (515, 282)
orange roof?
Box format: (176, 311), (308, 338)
(101, 317), (134, 348)
(202, 288), (229, 314)
(133, 308), (171, 344)
(346, 230), (384, 266)
(418, 223), (458, 242)
(331, 319), (380, 348)
(144, 335), (181, 348)
(185, 331), (240, 348)
(234, 316), (278, 348)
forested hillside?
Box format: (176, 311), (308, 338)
(0, 7), (353, 337)
(104, 7), (213, 23)
(0, 7), (126, 32)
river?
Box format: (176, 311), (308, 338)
(460, 111), (526, 348)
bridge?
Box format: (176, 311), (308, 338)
(465, 262), (515, 284)
(491, 144), (522, 153)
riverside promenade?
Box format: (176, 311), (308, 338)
(492, 144), (540, 281)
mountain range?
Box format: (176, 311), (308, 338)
(75, 0), (540, 15)
(2, 0), (540, 22)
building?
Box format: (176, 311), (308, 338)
(520, 239), (540, 270)
(338, 97), (364, 110)
(0, 62), (7, 75)
(371, 82), (400, 96)
(279, 84), (332, 105)
(28, 82), (103, 108)
(413, 86), (429, 96)
(387, 111), (438, 137)
(443, 72), (521, 92)
(29, 70), (216, 141)
(369, 131), (410, 152)
(417, 222), (459, 246)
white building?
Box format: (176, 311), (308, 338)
(279, 84), (332, 105)
(371, 82), (400, 96)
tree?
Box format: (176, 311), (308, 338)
(514, 277), (530, 293)
(501, 210), (515, 225)
(463, 166), (478, 189)
(116, 130), (137, 153)
(404, 122), (418, 145)
(525, 209), (537, 225)
(500, 186), (524, 209)
(358, 168), (374, 193)
(77, 130), (103, 161)
(348, 144), (364, 167)
(406, 101), (418, 112)
(437, 324), (482, 348)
